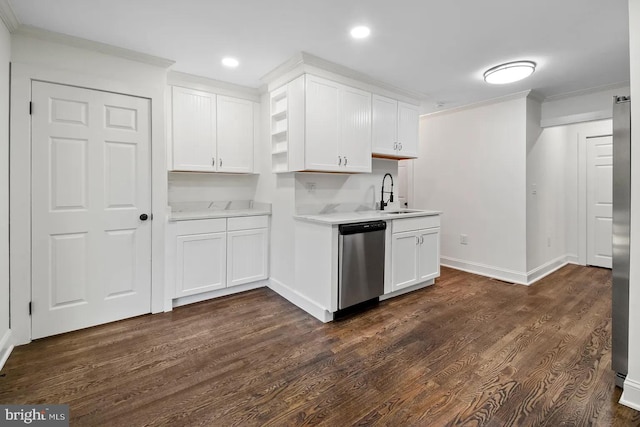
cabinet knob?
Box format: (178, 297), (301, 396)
(344, 157), (348, 166)
(399, 143), (403, 151)
(394, 142), (398, 150)
(338, 156), (342, 165)
(212, 157), (215, 166)
(415, 236), (420, 245)
(140, 213), (149, 221)
(220, 158), (222, 167)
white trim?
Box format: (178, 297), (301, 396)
(440, 256), (528, 285)
(565, 254), (580, 265)
(172, 280), (267, 308)
(0, 329), (13, 371)
(541, 110), (612, 128)
(261, 51), (423, 104)
(268, 277), (333, 322)
(421, 90), (532, 118)
(14, 25), (175, 68)
(379, 279), (434, 301)
(0, 0), (19, 32)
(543, 81), (630, 102)
(167, 71), (260, 102)
(620, 377), (640, 411)
(10, 62), (167, 345)
(526, 255), (570, 285)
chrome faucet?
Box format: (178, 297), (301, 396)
(380, 173), (394, 210)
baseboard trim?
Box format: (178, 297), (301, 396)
(172, 280), (268, 309)
(0, 329), (14, 372)
(526, 255), (570, 285)
(565, 254), (580, 265)
(441, 256), (528, 285)
(268, 278), (333, 323)
(620, 377), (640, 411)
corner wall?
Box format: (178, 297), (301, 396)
(0, 18), (11, 369)
(414, 95), (528, 283)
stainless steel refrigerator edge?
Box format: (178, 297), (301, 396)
(612, 95), (631, 388)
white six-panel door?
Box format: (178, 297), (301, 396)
(31, 81), (152, 339)
(586, 135), (613, 268)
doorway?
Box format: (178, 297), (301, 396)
(585, 135), (613, 268)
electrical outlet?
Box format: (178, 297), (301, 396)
(532, 183), (537, 196)
(305, 182), (316, 193)
(460, 234), (468, 245)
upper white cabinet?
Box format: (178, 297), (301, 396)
(372, 94), (419, 159)
(271, 74), (371, 173)
(170, 86), (255, 173)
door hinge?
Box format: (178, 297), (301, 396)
(29, 102), (32, 115)
(28, 301), (32, 316)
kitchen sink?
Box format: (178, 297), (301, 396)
(382, 209), (422, 215)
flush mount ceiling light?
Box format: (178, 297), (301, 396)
(350, 26), (371, 39)
(221, 57), (239, 68)
(483, 61), (536, 84)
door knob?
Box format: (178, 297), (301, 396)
(140, 213), (149, 221)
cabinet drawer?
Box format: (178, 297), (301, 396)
(227, 215), (269, 231)
(172, 218), (227, 235)
(392, 215), (440, 233)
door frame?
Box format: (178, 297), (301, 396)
(577, 121), (613, 265)
(10, 63), (167, 345)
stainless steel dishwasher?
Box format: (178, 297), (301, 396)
(338, 221), (386, 310)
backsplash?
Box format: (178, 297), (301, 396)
(295, 159), (398, 215)
(168, 172), (259, 204)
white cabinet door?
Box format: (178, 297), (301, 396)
(305, 75), (341, 171)
(217, 95), (254, 173)
(176, 232), (226, 297)
(341, 86), (372, 172)
(227, 228), (269, 287)
(397, 102), (419, 158)
(172, 87), (217, 171)
(417, 228), (440, 282)
(391, 231), (419, 291)
(372, 94), (398, 157)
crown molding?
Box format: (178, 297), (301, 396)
(167, 71), (260, 102)
(0, 0), (19, 32)
(261, 51), (425, 104)
(14, 24), (176, 68)
(543, 81), (630, 102)
(421, 90), (532, 118)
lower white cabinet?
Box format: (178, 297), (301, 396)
(176, 231), (227, 297)
(390, 216), (440, 292)
(168, 216), (269, 299)
(227, 228), (269, 287)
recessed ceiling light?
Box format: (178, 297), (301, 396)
(222, 57), (239, 68)
(484, 61), (536, 84)
(350, 26), (371, 39)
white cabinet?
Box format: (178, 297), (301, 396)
(390, 216), (440, 292)
(170, 86), (255, 173)
(270, 74), (371, 173)
(168, 216), (269, 299)
(171, 87), (217, 172)
(227, 217), (269, 287)
(372, 94), (419, 159)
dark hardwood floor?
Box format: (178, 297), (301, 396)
(1, 265), (639, 426)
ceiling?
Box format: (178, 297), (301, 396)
(7, 0), (630, 112)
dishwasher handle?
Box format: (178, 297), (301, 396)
(339, 221), (387, 235)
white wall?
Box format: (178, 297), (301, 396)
(415, 95), (528, 283)
(9, 32), (170, 344)
(0, 19), (11, 369)
(621, 0), (640, 411)
(541, 84), (630, 127)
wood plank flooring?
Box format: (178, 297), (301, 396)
(1, 265), (639, 426)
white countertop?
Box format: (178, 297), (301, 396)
(294, 209), (441, 225)
(168, 201), (271, 222)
